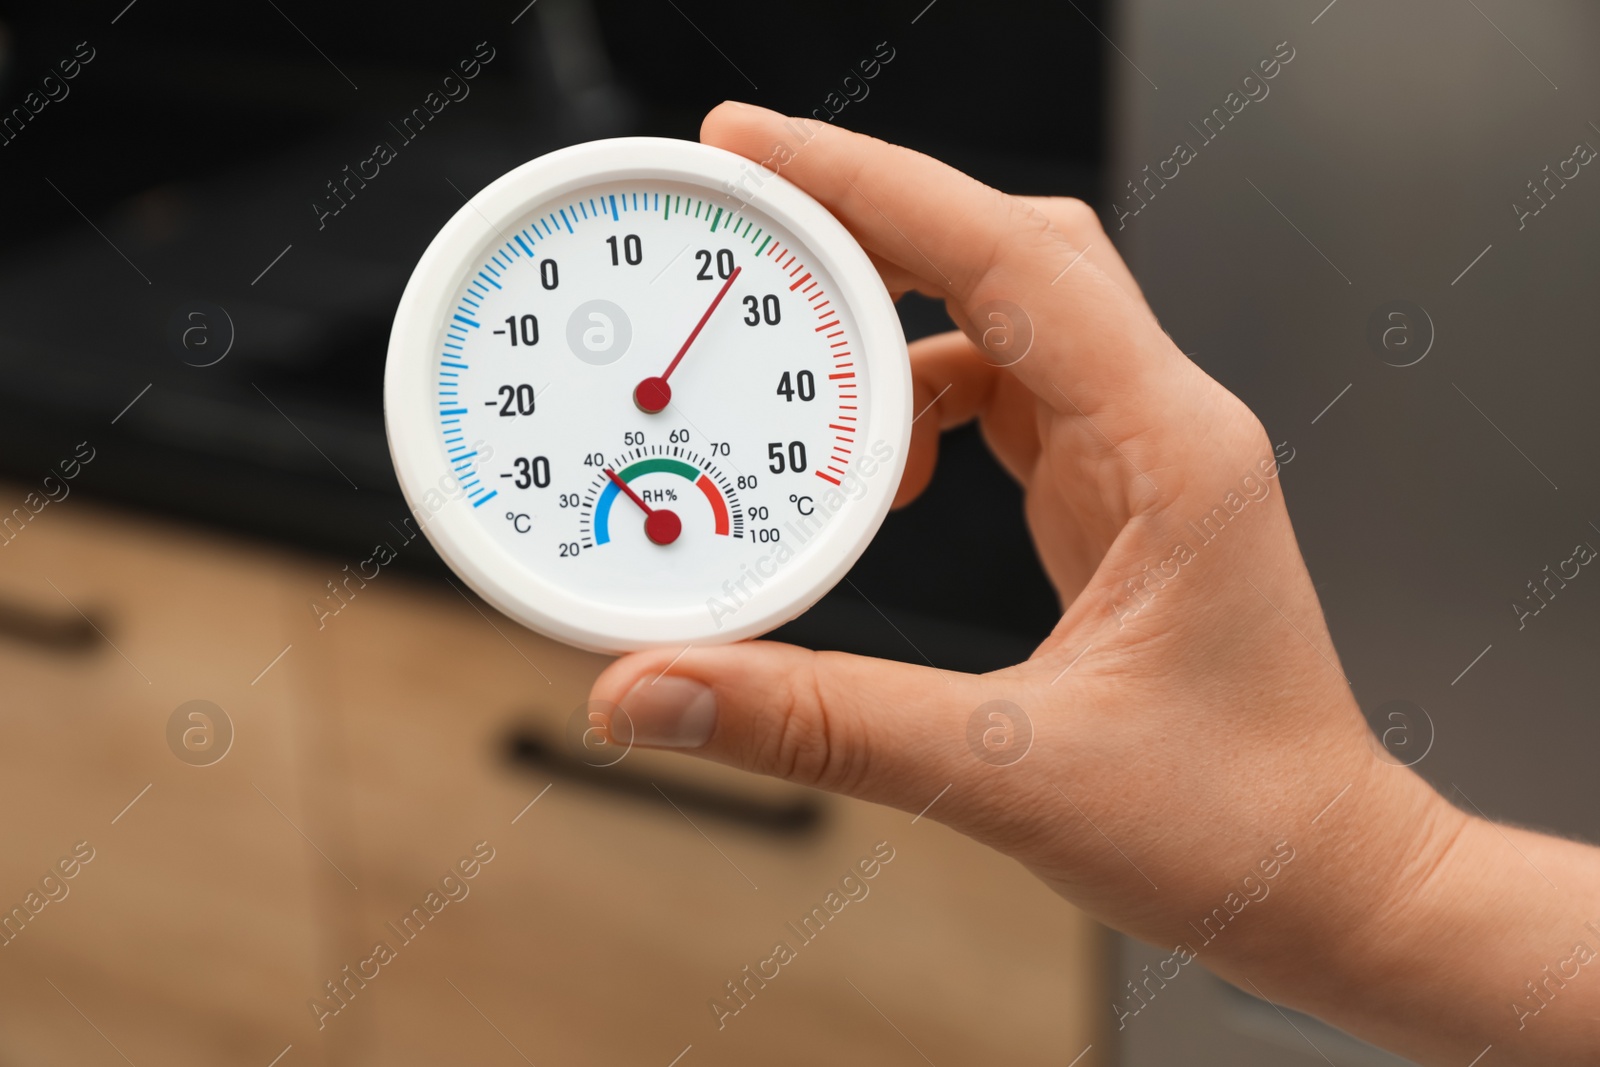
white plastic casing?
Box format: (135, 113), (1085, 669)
(384, 138), (910, 653)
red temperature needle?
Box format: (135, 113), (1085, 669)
(604, 467), (681, 545)
(634, 265), (741, 414)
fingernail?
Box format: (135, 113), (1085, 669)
(619, 676), (716, 748)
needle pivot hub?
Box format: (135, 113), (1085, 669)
(644, 509), (682, 545)
(634, 377), (672, 413)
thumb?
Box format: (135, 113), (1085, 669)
(590, 642), (990, 814)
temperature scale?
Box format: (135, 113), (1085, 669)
(385, 138), (910, 652)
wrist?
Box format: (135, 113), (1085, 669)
(1314, 766), (1473, 994)
(1335, 806), (1600, 1062)
(1228, 743), (1600, 1065)
(1208, 754), (1472, 1049)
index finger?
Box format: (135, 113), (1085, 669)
(700, 102), (1184, 420)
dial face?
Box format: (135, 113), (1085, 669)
(386, 139), (909, 652)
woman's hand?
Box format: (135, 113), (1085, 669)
(590, 103), (1600, 1065)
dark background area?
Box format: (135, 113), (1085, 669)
(0, 0), (1105, 672)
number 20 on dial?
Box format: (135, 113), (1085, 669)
(385, 138), (910, 652)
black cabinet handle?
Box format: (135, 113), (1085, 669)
(505, 729), (825, 837)
(0, 595), (100, 651)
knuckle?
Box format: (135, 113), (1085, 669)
(762, 653), (872, 794)
(965, 192), (1059, 296)
(1206, 393), (1275, 473)
(1052, 196), (1104, 242)
(1229, 399), (1274, 456)
(1000, 192), (1057, 251)
(987, 195), (1100, 291)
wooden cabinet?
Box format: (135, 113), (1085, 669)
(0, 492), (332, 1066)
(0, 488), (1105, 1065)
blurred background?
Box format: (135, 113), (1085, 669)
(0, 0), (1595, 1064)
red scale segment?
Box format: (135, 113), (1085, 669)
(765, 242), (863, 490)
